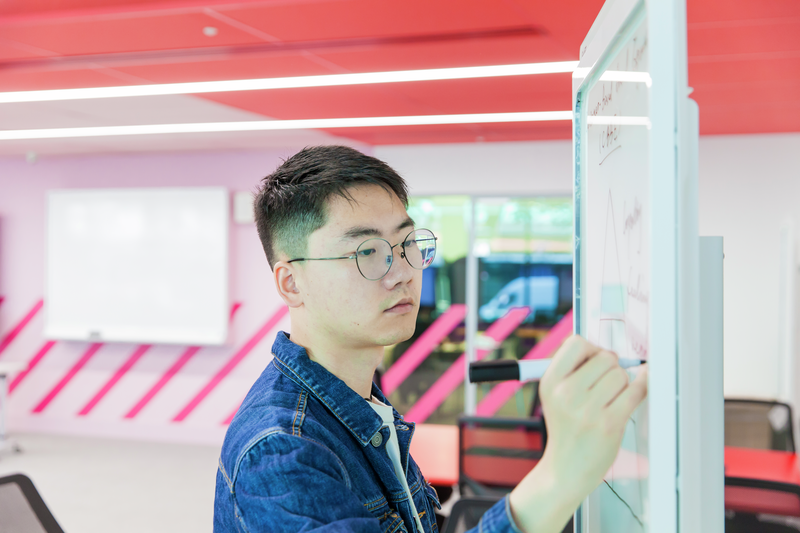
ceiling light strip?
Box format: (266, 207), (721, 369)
(599, 71), (652, 85)
(0, 111), (573, 140)
(0, 61), (579, 104)
(586, 116), (650, 126)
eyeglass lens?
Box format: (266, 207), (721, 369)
(355, 229), (436, 280)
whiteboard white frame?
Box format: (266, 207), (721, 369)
(573, 0), (692, 530)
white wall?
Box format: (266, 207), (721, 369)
(376, 140), (573, 196)
(380, 134), (800, 403)
(697, 134), (800, 402)
(0, 150), (300, 445)
(0, 133), (796, 445)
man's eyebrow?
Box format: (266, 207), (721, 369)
(340, 226), (381, 241)
(396, 217), (415, 233)
(339, 217), (416, 241)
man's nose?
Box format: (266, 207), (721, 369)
(382, 244), (414, 287)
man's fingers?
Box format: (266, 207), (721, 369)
(607, 365), (648, 419)
(588, 366), (629, 408)
(544, 335), (603, 384)
(566, 349), (619, 393)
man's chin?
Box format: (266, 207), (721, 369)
(373, 321), (416, 347)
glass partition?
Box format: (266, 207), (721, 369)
(382, 196), (470, 424)
(384, 196), (573, 425)
(473, 197), (573, 419)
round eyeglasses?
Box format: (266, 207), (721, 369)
(287, 228), (437, 281)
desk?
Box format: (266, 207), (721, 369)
(409, 423), (458, 487)
(0, 361), (24, 457)
(724, 446), (800, 518)
(724, 446), (800, 485)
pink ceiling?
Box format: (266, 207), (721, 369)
(0, 0), (797, 145)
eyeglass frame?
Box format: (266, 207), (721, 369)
(286, 228), (437, 281)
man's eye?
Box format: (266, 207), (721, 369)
(404, 239), (417, 248)
(358, 248), (377, 257)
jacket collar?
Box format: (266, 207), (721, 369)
(271, 331), (384, 446)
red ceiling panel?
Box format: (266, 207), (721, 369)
(0, 0), (192, 17)
(693, 79), (800, 108)
(0, 67), (140, 91)
(687, 0), (800, 24)
(0, 12), (263, 56)
(217, 0), (531, 42)
(505, 0), (605, 56)
(0, 36), (62, 61)
(377, 76), (572, 115)
(111, 54), (339, 84)
(688, 21), (800, 57)
(0, 0), (796, 147)
(315, 120), (573, 145)
(697, 101), (800, 135)
(689, 57), (800, 86)
(201, 84), (444, 120)
(312, 35), (576, 73)
(199, 75), (571, 123)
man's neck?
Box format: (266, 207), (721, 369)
(289, 329), (383, 400)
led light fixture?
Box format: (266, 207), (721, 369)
(600, 71), (652, 86)
(0, 111), (574, 140)
(572, 69), (652, 87)
(0, 61), (580, 104)
(586, 116), (651, 126)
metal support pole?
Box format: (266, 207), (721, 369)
(0, 362), (23, 457)
(0, 373), (6, 441)
(464, 197), (478, 416)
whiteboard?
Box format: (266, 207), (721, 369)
(573, 0), (688, 531)
(45, 188), (229, 345)
(573, 0), (715, 529)
(576, 5), (651, 530)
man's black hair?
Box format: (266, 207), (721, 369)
(254, 145), (410, 270)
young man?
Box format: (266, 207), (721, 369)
(214, 146), (648, 533)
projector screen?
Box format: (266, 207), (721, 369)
(45, 187), (229, 345)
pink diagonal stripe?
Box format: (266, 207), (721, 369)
(476, 309), (574, 416)
(77, 344), (152, 416)
(9, 340), (57, 394)
(404, 307), (531, 423)
(382, 304), (467, 396)
(0, 299), (43, 359)
(32, 343), (103, 413)
(173, 305), (288, 422)
(124, 347), (199, 419)
(124, 302), (242, 420)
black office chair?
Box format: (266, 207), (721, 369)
(725, 399), (796, 452)
(726, 476), (800, 532)
(0, 473), (64, 532)
(441, 496), (500, 533)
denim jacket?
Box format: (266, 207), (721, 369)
(214, 331), (523, 533)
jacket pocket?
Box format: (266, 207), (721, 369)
(423, 480), (441, 511)
(364, 494), (409, 533)
(418, 480), (441, 532)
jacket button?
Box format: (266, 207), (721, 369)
(370, 432), (383, 447)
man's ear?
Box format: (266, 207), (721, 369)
(273, 261), (303, 308)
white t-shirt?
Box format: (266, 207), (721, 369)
(368, 399), (426, 533)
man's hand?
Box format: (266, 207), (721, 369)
(508, 335), (648, 533)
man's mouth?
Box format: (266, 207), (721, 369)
(384, 298), (414, 314)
